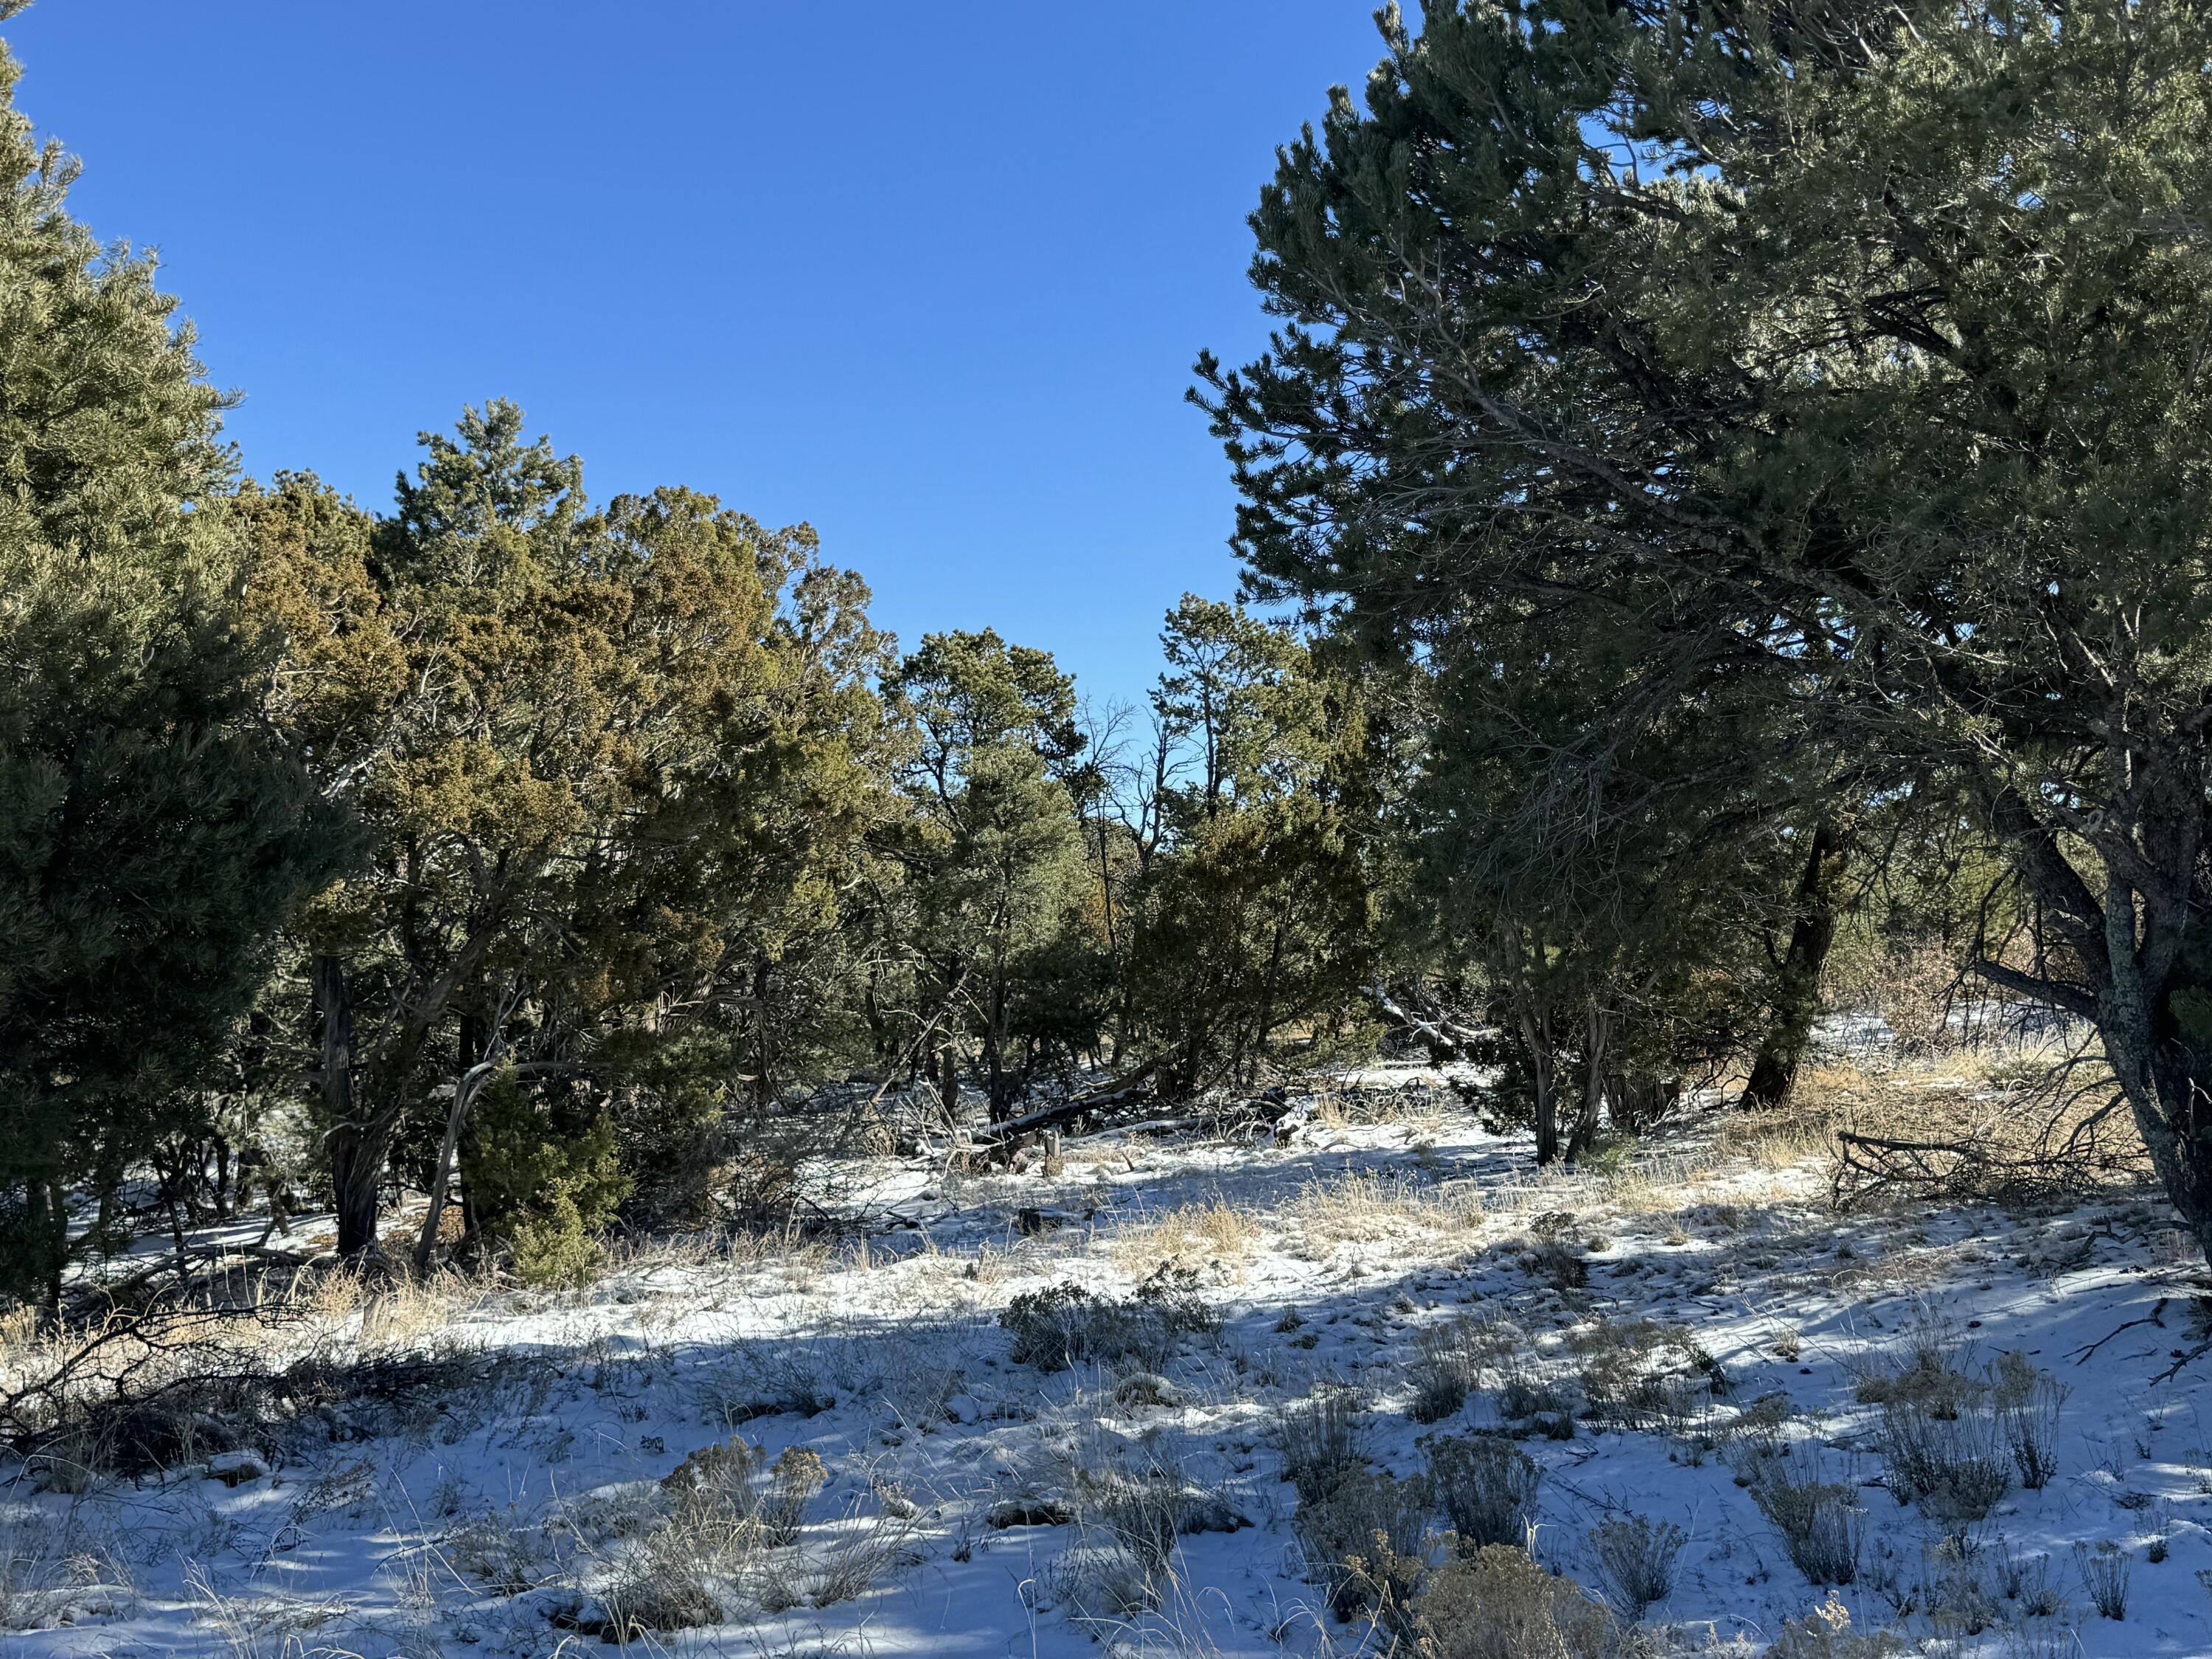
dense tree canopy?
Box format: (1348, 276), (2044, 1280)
(0, 41), (341, 1301)
(1203, 0), (2212, 1228)
(243, 405), (897, 1259)
(18, 0), (2212, 1299)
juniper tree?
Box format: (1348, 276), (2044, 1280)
(0, 43), (341, 1301)
(1203, 0), (2212, 1234)
(244, 407), (895, 1257)
(889, 630), (1102, 1119)
(1130, 603), (1382, 1094)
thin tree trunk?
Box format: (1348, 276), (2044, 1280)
(1571, 1001), (1609, 1159)
(1520, 1005), (1560, 1167)
(315, 954), (383, 1259)
(936, 1043), (960, 1124)
(1744, 818), (1848, 1109)
(986, 975), (1013, 1122)
(414, 1055), (501, 1276)
(752, 954), (776, 1111)
(41, 1179), (68, 1310)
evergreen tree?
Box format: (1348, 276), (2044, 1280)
(889, 630), (1102, 1119)
(0, 44), (343, 1301)
(1202, 0), (2212, 1237)
(244, 406), (894, 1259)
(1129, 602), (1382, 1093)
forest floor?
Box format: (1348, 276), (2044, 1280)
(5, 1046), (2211, 1657)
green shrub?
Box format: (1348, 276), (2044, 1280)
(462, 1071), (630, 1281)
(509, 1190), (605, 1289)
(998, 1268), (1215, 1373)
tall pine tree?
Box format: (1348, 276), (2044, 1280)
(0, 41), (344, 1303)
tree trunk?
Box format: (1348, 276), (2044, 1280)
(2114, 1015), (2212, 1259)
(1570, 1001), (1609, 1160)
(414, 1054), (501, 1275)
(1744, 818), (1848, 1109)
(39, 1179), (68, 1310)
(1519, 1006), (1561, 1166)
(985, 977), (1013, 1122)
(315, 954), (381, 1259)
(936, 1043), (961, 1124)
(751, 954), (776, 1111)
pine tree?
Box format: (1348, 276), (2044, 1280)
(1202, 0), (2212, 1233)
(0, 43), (343, 1302)
(889, 631), (1102, 1119)
(1129, 602), (1381, 1093)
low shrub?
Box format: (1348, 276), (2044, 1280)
(1585, 1512), (1685, 1618)
(1992, 1352), (2065, 1489)
(1274, 1385), (1371, 1505)
(600, 1548), (724, 1638)
(762, 1447), (827, 1547)
(1873, 1390), (2010, 1526)
(1412, 1545), (1615, 1659)
(2074, 1540), (2130, 1620)
(1408, 1324), (1481, 1423)
(1290, 1467), (1428, 1621)
(1422, 1433), (1540, 1551)
(1571, 1318), (1723, 1431)
(1765, 1593), (1907, 1659)
(1741, 1452), (1865, 1586)
(998, 1266), (1216, 1374)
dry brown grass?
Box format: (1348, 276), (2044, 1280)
(1806, 1043), (2146, 1208)
(1285, 1170), (1484, 1247)
(1106, 1200), (1259, 1276)
(1304, 1079), (1453, 1134)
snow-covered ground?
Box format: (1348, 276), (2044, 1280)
(7, 1063), (2211, 1656)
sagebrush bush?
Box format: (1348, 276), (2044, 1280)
(1407, 1321), (1492, 1423)
(1274, 1385), (1371, 1505)
(1586, 1512), (1684, 1618)
(2075, 1540), (2130, 1620)
(1489, 1333), (1577, 1439)
(1422, 1433), (1540, 1551)
(998, 1267), (1215, 1374)
(1412, 1545), (1615, 1659)
(445, 1508), (554, 1596)
(1742, 1452), (1865, 1586)
(1874, 1390), (2010, 1525)
(1764, 1593), (1907, 1659)
(762, 1447), (827, 1547)
(1992, 1352), (2065, 1489)
(1571, 1318), (1719, 1432)
(1290, 1467), (1428, 1621)
(600, 1547), (725, 1639)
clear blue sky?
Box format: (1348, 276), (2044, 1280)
(1, 3), (1399, 708)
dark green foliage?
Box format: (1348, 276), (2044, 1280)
(462, 1070), (629, 1283)
(1132, 793), (1377, 1093)
(1202, 0), (2212, 1224)
(0, 45), (344, 1301)
(891, 630), (1107, 1118)
(246, 411), (897, 1257)
(1123, 599), (1386, 1094)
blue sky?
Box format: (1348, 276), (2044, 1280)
(3, 3), (1398, 707)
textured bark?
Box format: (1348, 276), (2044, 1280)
(1744, 820), (1848, 1110)
(1519, 1006), (1562, 1167)
(313, 955), (382, 1259)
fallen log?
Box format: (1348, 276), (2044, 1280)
(1366, 985), (1489, 1061)
(964, 1057), (1164, 1148)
